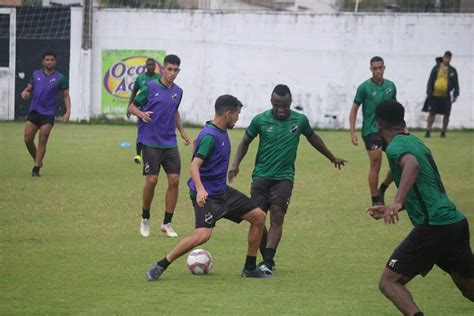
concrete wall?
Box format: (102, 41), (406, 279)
(72, 10), (474, 129)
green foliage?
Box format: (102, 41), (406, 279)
(1, 122), (473, 315)
(99, 0), (180, 9)
(341, 0), (461, 12)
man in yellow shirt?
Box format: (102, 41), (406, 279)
(423, 51), (459, 138)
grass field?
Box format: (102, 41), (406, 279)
(1, 122), (473, 315)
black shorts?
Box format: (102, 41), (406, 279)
(192, 186), (258, 228)
(362, 133), (384, 151)
(251, 179), (293, 212)
(423, 96), (451, 116)
(142, 146), (181, 176)
(386, 218), (474, 278)
(26, 111), (55, 127)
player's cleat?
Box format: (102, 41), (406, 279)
(140, 218), (150, 237)
(424, 130), (431, 138)
(161, 223), (178, 237)
(133, 155), (142, 164)
(241, 267), (272, 278)
(440, 131), (446, 138)
(258, 262), (275, 275)
(32, 166), (41, 177)
(147, 263), (165, 281)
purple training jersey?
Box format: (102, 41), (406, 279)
(29, 70), (68, 116)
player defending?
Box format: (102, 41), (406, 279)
(21, 51), (71, 177)
(367, 100), (473, 315)
(127, 58), (160, 164)
(128, 54), (190, 238)
(349, 56), (395, 206)
(228, 84), (347, 275)
(147, 94), (269, 280)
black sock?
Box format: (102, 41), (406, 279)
(379, 183), (388, 194)
(157, 257), (171, 269)
(371, 196), (382, 204)
(264, 248), (276, 266)
(414, 312), (424, 316)
(163, 211), (173, 225)
(142, 208), (150, 220)
(136, 142), (143, 156)
(32, 166), (40, 173)
(244, 255), (257, 271)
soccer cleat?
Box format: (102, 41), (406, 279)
(140, 219), (150, 237)
(241, 268), (272, 278)
(258, 262), (275, 275)
(32, 166), (41, 177)
(161, 223), (178, 237)
(424, 130), (431, 138)
(440, 131), (446, 138)
(147, 263), (165, 281)
(133, 155), (142, 164)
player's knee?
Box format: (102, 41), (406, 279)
(378, 276), (393, 295)
(193, 230), (211, 245)
(146, 176), (158, 186)
(168, 175), (179, 187)
(38, 134), (50, 144)
(252, 208), (266, 227)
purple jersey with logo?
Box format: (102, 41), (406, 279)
(29, 70), (68, 116)
(136, 80), (183, 148)
(188, 123), (231, 196)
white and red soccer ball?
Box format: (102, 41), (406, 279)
(186, 249), (213, 275)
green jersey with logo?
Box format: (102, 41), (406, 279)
(246, 110), (313, 182)
(354, 78), (397, 137)
(386, 134), (464, 226)
(133, 72), (160, 91)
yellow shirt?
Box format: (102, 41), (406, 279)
(433, 65), (448, 97)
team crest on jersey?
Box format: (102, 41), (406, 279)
(171, 92), (178, 100)
(50, 78), (56, 84)
(290, 123), (298, 134)
(385, 88), (392, 96)
(266, 125), (273, 133)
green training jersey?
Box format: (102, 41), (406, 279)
(133, 72), (160, 91)
(354, 78), (397, 137)
(246, 110), (313, 182)
(386, 134), (464, 226)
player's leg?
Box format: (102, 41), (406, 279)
(134, 141), (143, 164)
(440, 98), (451, 137)
(250, 179), (271, 261)
(441, 115), (449, 137)
(425, 112), (436, 137)
(367, 148), (383, 205)
(241, 207), (268, 278)
(378, 268), (421, 315)
(161, 148), (181, 237)
(140, 146), (161, 237)
(24, 120), (39, 162)
(378, 170), (393, 205)
(32, 123), (53, 176)
(263, 204), (285, 269)
(450, 273), (474, 301)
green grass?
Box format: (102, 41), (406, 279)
(1, 122), (473, 315)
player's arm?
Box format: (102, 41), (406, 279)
(128, 89), (153, 122)
(127, 86), (139, 118)
(190, 156), (207, 207)
(306, 132), (347, 170)
(228, 133), (254, 182)
(452, 68), (459, 103)
(175, 111), (190, 145)
(21, 83), (33, 100)
(349, 102), (360, 146)
(367, 154), (419, 224)
(62, 89), (71, 123)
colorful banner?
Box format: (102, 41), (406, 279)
(101, 49), (166, 114)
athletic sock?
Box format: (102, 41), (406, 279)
(264, 248), (276, 267)
(163, 211), (174, 225)
(142, 208), (150, 220)
(371, 196), (382, 205)
(157, 257), (171, 269)
(379, 183), (388, 194)
(32, 166), (40, 173)
(244, 255), (257, 271)
(136, 142), (143, 156)
(414, 312), (424, 316)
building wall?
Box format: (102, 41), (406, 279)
(81, 10), (473, 128)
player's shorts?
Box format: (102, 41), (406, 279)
(386, 218), (474, 278)
(251, 178), (293, 212)
(142, 146), (180, 176)
(362, 133), (384, 151)
(192, 186), (258, 228)
(423, 96), (451, 116)
(26, 111), (55, 127)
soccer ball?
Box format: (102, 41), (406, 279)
(186, 249), (213, 275)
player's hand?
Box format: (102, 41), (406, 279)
(63, 111), (71, 123)
(351, 132), (359, 146)
(366, 202), (402, 224)
(196, 189), (208, 207)
(181, 132), (191, 145)
(331, 157), (347, 170)
(228, 167), (239, 183)
(21, 90), (31, 100)
(366, 205), (384, 220)
(126, 111), (131, 119)
(140, 111), (153, 123)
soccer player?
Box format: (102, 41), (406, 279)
(128, 54), (190, 238)
(127, 58), (160, 164)
(146, 94), (269, 280)
(349, 56), (396, 206)
(423, 51), (459, 138)
(21, 51), (71, 177)
(228, 84), (347, 275)
(367, 100), (474, 315)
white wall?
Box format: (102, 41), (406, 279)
(0, 8), (15, 120)
(80, 10), (474, 128)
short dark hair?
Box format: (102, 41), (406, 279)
(215, 94), (242, 115)
(164, 54), (180, 66)
(146, 58), (156, 64)
(370, 56), (384, 65)
(42, 51), (56, 59)
(375, 100), (405, 128)
(444, 51), (452, 58)
(272, 84), (292, 99)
